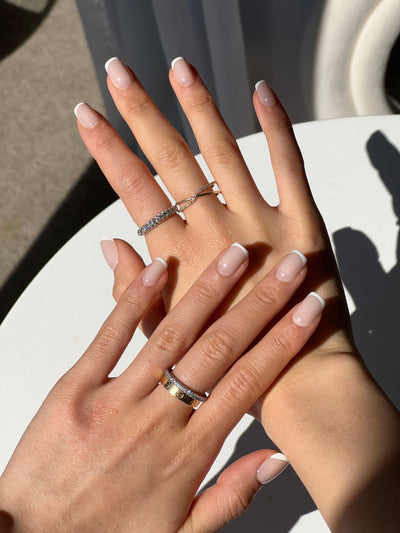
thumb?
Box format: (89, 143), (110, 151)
(100, 238), (166, 337)
(182, 451), (289, 533)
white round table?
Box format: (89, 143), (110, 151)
(2, 115), (400, 532)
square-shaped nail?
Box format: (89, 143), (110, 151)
(217, 243), (249, 276)
(171, 57), (195, 87)
(74, 102), (99, 128)
(105, 57), (134, 89)
(275, 250), (307, 282)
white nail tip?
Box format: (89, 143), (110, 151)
(270, 452), (289, 463)
(100, 236), (114, 243)
(73, 102), (85, 117)
(232, 242), (249, 257)
(309, 292), (326, 309)
(255, 80), (266, 90)
(291, 249), (307, 266)
(154, 257), (168, 269)
(171, 56), (185, 69)
(105, 56), (119, 73)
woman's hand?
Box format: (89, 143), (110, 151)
(74, 58), (400, 531)
(0, 247), (322, 533)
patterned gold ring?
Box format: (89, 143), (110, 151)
(160, 369), (208, 409)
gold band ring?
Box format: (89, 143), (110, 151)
(160, 369), (208, 409)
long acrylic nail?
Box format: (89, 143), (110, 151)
(142, 257), (168, 286)
(100, 237), (118, 271)
(217, 243), (249, 277)
(255, 80), (277, 107)
(275, 250), (307, 283)
(292, 292), (326, 327)
(74, 102), (99, 128)
(257, 453), (289, 484)
(171, 57), (195, 87)
(105, 57), (134, 89)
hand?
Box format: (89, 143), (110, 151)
(0, 247), (323, 532)
(74, 58), (400, 531)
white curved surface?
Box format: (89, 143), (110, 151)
(350, 0), (400, 115)
(2, 115), (400, 531)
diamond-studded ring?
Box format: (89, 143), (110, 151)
(160, 369), (208, 409)
(137, 181), (218, 236)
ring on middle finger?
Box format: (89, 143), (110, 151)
(137, 181), (219, 236)
(160, 369), (208, 409)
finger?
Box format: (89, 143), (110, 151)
(169, 57), (266, 212)
(253, 81), (316, 213)
(74, 102), (184, 235)
(105, 58), (220, 220)
(68, 258), (168, 387)
(117, 243), (250, 395)
(171, 250), (308, 397)
(111, 239), (145, 301)
(197, 292), (326, 435)
(181, 450), (289, 533)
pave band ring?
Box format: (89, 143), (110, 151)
(138, 181), (219, 236)
(160, 369), (208, 408)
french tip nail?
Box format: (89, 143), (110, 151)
(309, 291), (326, 309)
(100, 238), (118, 271)
(171, 56), (184, 69)
(154, 256), (168, 269)
(105, 56), (118, 72)
(232, 242), (249, 257)
(74, 102), (85, 117)
(255, 80), (265, 90)
(257, 453), (289, 485)
(291, 249), (307, 266)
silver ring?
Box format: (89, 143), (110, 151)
(160, 369), (208, 408)
(138, 181), (219, 236)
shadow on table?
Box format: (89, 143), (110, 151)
(206, 130), (400, 531)
(0, 161), (117, 324)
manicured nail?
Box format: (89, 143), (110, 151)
(292, 292), (326, 327)
(105, 57), (134, 89)
(275, 250), (307, 283)
(100, 237), (118, 271)
(257, 453), (289, 484)
(142, 257), (168, 286)
(217, 243), (249, 277)
(255, 80), (277, 107)
(171, 57), (195, 87)
(74, 102), (99, 128)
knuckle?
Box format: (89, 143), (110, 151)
(207, 138), (241, 167)
(153, 325), (186, 355)
(91, 129), (118, 155)
(154, 139), (189, 172)
(199, 329), (235, 368)
(224, 364), (263, 404)
(225, 487), (252, 519)
(187, 91), (215, 114)
(118, 167), (149, 199)
(123, 94), (153, 116)
(251, 283), (279, 312)
(266, 331), (293, 363)
(193, 279), (220, 306)
(96, 323), (127, 351)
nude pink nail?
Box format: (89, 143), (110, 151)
(171, 57), (195, 87)
(255, 80), (277, 107)
(74, 102), (99, 128)
(257, 453), (289, 484)
(105, 57), (134, 89)
(217, 243), (249, 277)
(275, 250), (307, 283)
(292, 292), (326, 327)
(142, 257), (168, 286)
(100, 237), (118, 271)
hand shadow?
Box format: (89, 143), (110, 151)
(333, 130), (400, 410)
(203, 419), (316, 533)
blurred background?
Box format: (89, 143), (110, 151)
(1, 0), (400, 321)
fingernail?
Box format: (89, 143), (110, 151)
(171, 57), (195, 87)
(292, 292), (326, 327)
(275, 250), (307, 283)
(105, 57), (134, 89)
(142, 257), (168, 286)
(217, 243), (249, 277)
(257, 453), (289, 484)
(74, 102), (99, 128)
(100, 237), (118, 271)
(255, 80), (277, 107)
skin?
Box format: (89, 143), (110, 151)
(0, 250), (320, 532)
(74, 59), (400, 531)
